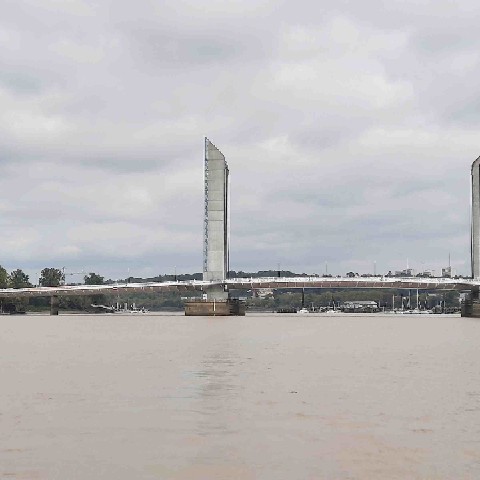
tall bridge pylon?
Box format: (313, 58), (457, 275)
(471, 156), (480, 281)
(465, 156), (480, 315)
(202, 138), (229, 300)
(185, 138), (244, 315)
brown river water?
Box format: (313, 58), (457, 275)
(1, 313), (480, 479)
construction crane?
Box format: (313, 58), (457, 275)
(61, 267), (86, 285)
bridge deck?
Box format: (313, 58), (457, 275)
(0, 277), (473, 298)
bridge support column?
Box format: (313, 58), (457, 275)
(462, 286), (480, 317)
(204, 285), (228, 301)
(50, 295), (59, 316)
(472, 286), (480, 301)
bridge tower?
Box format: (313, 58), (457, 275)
(472, 155), (480, 281)
(184, 138), (244, 315)
(463, 156), (480, 316)
(203, 138), (229, 296)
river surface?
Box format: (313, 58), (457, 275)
(1, 313), (480, 479)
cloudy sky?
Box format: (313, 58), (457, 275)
(0, 0), (478, 282)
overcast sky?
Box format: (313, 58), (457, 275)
(0, 0), (478, 282)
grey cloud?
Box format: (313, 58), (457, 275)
(125, 27), (249, 67)
(0, 0), (476, 279)
(0, 70), (46, 95)
(289, 122), (372, 153)
(413, 30), (475, 56)
(442, 95), (480, 126)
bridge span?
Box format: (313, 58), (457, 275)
(0, 276), (473, 301)
(225, 276), (474, 291)
(0, 275), (474, 314)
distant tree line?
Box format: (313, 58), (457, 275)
(0, 265), (106, 289)
(0, 266), (106, 313)
(110, 270), (316, 284)
(0, 266), (32, 289)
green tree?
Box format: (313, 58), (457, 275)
(39, 267), (63, 287)
(0, 265), (8, 288)
(84, 272), (104, 285)
(84, 272), (105, 308)
(9, 269), (32, 288)
(7, 269), (31, 312)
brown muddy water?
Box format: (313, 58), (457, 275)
(1, 313), (480, 479)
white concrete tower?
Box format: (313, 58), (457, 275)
(203, 138), (230, 289)
(472, 156), (480, 279)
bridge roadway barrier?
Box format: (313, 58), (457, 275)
(225, 277), (474, 291)
(0, 281), (209, 299)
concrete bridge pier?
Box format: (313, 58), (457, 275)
(50, 295), (59, 315)
(185, 284), (245, 316)
(185, 298), (245, 316)
(472, 285), (480, 301)
(462, 285), (480, 317)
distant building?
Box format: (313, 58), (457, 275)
(417, 270), (434, 278)
(252, 288), (274, 299)
(342, 300), (378, 312)
(442, 266), (452, 278)
(394, 268), (415, 277)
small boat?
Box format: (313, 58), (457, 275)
(91, 302), (149, 314)
(277, 307), (297, 313)
(297, 289), (309, 314)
